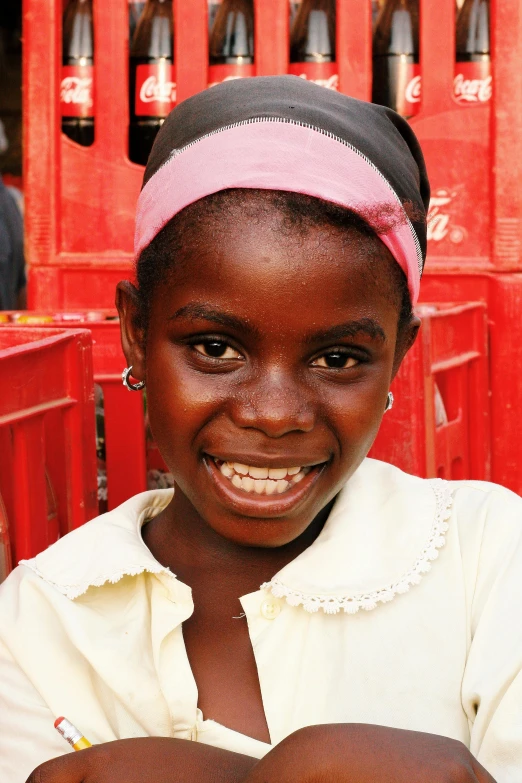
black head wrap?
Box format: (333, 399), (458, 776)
(136, 75), (429, 301)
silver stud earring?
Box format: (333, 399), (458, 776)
(122, 366), (145, 391)
(384, 391), (394, 413)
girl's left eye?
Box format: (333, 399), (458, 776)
(193, 340), (242, 360)
(312, 351), (359, 369)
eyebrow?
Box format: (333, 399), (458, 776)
(171, 305), (385, 344)
(170, 303), (259, 336)
(305, 318), (386, 344)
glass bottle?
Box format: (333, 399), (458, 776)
(208, 0), (255, 88)
(372, 0), (420, 118)
(129, 0), (175, 165)
(61, 0), (95, 146)
(289, 0), (338, 91)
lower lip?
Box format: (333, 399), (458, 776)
(204, 456), (326, 517)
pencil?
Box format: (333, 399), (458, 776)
(54, 717), (92, 751)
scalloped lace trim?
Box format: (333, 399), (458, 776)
(19, 559), (171, 600)
(261, 479), (453, 615)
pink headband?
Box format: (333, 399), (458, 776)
(135, 120), (422, 303)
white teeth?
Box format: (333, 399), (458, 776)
(268, 468), (288, 480)
(215, 458), (312, 496)
(241, 476), (255, 492)
(265, 480), (277, 495)
(249, 466), (269, 479)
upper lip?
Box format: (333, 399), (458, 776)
(205, 452), (328, 469)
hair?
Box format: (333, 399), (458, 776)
(135, 188), (414, 334)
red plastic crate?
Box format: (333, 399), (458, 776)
(419, 271), (522, 495)
(0, 327), (98, 570)
(0, 313), (147, 510)
(22, 0), (522, 309)
(370, 302), (490, 480)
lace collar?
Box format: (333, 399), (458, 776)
(20, 460), (452, 614)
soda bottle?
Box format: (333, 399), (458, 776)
(61, 0), (95, 146)
(129, 0), (147, 41)
(289, 0), (338, 91)
(208, 0), (255, 88)
(454, 0), (491, 106)
(129, 0), (176, 166)
(372, 0), (420, 118)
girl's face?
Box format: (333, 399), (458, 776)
(118, 204), (418, 548)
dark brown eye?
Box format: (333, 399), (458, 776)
(313, 352), (358, 369)
(194, 340), (242, 360)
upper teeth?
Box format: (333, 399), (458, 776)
(215, 460), (309, 495)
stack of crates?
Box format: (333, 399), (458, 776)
(0, 327), (98, 572)
(20, 0), (522, 498)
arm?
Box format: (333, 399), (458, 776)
(461, 487), (522, 781)
(242, 724), (496, 783)
(25, 738), (257, 783)
(0, 630), (256, 783)
(0, 638), (70, 782)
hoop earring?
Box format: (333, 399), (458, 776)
(122, 366), (145, 392)
(384, 392), (394, 413)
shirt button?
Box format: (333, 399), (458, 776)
(261, 598), (281, 620)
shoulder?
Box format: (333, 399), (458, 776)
(266, 460), (522, 615)
(0, 489), (173, 604)
(448, 478), (522, 564)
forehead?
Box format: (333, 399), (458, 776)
(153, 199), (400, 334)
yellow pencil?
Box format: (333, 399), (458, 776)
(54, 717), (92, 751)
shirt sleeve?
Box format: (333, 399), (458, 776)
(461, 486), (522, 782)
(0, 638), (71, 783)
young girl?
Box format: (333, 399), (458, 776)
(1, 77), (520, 783)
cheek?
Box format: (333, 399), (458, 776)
(322, 379), (388, 456)
(144, 344), (229, 464)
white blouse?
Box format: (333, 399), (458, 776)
(1, 459), (521, 782)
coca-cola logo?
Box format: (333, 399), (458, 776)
(405, 75), (422, 104)
(139, 75), (176, 104)
(427, 188), (466, 244)
(296, 73), (339, 91)
(60, 76), (93, 108)
(453, 73), (492, 104)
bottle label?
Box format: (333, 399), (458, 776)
(288, 62), (339, 91)
(208, 63), (255, 88)
(399, 64), (421, 118)
(453, 61), (492, 106)
(60, 65), (95, 118)
(135, 63), (177, 117)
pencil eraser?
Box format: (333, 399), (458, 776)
(54, 717), (65, 728)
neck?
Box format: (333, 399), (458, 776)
(142, 487), (333, 595)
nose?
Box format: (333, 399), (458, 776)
(230, 367), (315, 438)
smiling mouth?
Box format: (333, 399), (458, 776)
(212, 458), (315, 496)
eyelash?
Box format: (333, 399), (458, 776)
(189, 338), (367, 370)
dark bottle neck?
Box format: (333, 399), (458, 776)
(290, 0), (336, 63)
(131, 0), (173, 59)
(456, 0), (489, 56)
(209, 0), (255, 62)
(373, 0), (419, 57)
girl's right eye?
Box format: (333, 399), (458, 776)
(192, 340), (243, 360)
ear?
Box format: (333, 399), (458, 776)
(115, 281), (147, 383)
(391, 314), (421, 380)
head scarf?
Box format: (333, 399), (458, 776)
(136, 75), (430, 303)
